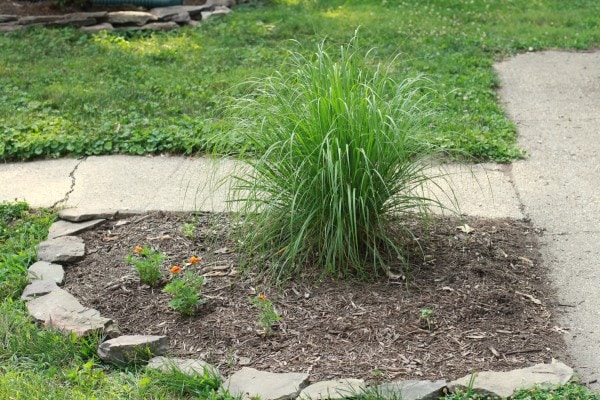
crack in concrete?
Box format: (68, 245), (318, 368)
(499, 163), (530, 221)
(51, 157), (86, 209)
(546, 230), (600, 236)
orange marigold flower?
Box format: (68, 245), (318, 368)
(189, 256), (200, 264)
(258, 294), (267, 301)
(170, 265), (182, 274)
(134, 246), (143, 254)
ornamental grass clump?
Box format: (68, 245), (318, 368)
(230, 34), (447, 281)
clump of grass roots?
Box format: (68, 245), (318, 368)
(230, 33), (449, 281)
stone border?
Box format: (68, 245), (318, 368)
(21, 207), (576, 400)
(0, 0), (233, 34)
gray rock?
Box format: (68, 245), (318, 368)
(81, 23), (114, 33)
(107, 11), (158, 26)
(45, 15), (98, 28)
(48, 219), (106, 239)
(377, 380), (447, 400)
(116, 209), (143, 219)
(147, 356), (221, 379)
(448, 361), (574, 398)
(141, 21), (179, 31)
(298, 379), (366, 400)
(224, 367), (309, 400)
(69, 11), (108, 20)
(98, 335), (168, 366)
(37, 236), (85, 264)
(149, 7), (183, 20)
(116, 22), (178, 32)
(153, 5), (216, 20)
(28, 261), (65, 285)
(165, 12), (191, 24)
(0, 22), (23, 32)
(0, 15), (17, 23)
(21, 280), (59, 301)
(26, 288), (113, 336)
(207, 0), (236, 6)
(149, 6), (196, 23)
(58, 208), (117, 222)
(202, 6), (231, 21)
(187, 20), (201, 27)
(18, 15), (63, 25)
(213, 5), (232, 15)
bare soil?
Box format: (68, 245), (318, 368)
(62, 212), (567, 384)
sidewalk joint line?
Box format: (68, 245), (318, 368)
(545, 230), (600, 236)
(500, 164), (530, 221)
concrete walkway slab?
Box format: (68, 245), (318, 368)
(543, 232), (600, 385)
(495, 50), (600, 388)
(0, 158), (79, 207)
(1, 154), (522, 218)
(66, 155), (239, 212)
(427, 163), (524, 219)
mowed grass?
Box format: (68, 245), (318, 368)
(0, 0), (599, 162)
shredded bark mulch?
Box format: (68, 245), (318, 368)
(63, 212), (567, 384)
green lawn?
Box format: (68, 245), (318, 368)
(1, 0), (598, 162)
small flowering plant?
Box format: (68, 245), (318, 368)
(163, 257), (206, 316)
(419, 308), (435, 331)
(250, 293), (281, 335)
(125, 245), (165, 286)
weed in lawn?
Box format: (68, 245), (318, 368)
(183, 222), (196, 240)
(510, 383), (600, 400)
(64, 360), (107, 392)
(231, 34), (448, 280)
(125, 245), (165, 286)
(0, 202), (54, 301)
(444, 383), (600, 400)
(142, 366), (231, 399)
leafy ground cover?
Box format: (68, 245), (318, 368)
(1, 0), (599, 162)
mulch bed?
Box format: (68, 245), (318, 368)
(62, 211), (567, 384)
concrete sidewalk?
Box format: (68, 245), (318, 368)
(495, 50), (600, 388)
(0, 49), (598, 388)
(0, 155), (522, 218)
